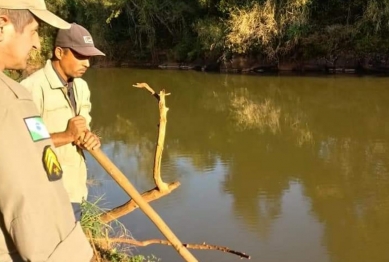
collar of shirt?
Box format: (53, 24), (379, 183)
(51, 63), (74, 89)
(0, 71), (31, 100)
(50, 62), (77, 112)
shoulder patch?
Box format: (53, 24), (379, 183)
(24, 116), (50, 142)
(42, 146), (63, 181)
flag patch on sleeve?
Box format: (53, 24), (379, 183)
(24, 116), (50, 142)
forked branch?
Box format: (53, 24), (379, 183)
(133, 82), (171, 192)
(99, 83), (176, 222)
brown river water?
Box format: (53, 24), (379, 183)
(83, 69), (389, 262)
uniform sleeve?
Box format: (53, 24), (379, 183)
(0, 105), (80, 261)
(0, 107), (57, 260)
(20, 78), (44, 115)
(0, 77), (92, 261)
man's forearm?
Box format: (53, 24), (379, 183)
(50, 132), (74, 147)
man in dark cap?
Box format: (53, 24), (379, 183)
(21, 23), (106, 221)
(0, 1), (92, 261)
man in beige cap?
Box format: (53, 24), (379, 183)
(0, 0), (92, 261)
(22, 23), (105, 221)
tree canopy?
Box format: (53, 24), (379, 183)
(40, 0), (389, 65)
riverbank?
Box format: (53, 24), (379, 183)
(16, 53), (389, 81)
(90, 53), (389, 75)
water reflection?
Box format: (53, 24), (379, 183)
(84, 69), (389, 262)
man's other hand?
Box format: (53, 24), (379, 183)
(78, 130), (101, 150)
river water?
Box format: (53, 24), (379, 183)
(83, 69), (389, 262)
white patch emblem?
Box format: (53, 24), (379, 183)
(83, 36), (93, 44)
(24, 116), (50, 142)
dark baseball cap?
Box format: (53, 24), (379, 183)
(0, 0), (70, 29)
(55, 23), (105, 57)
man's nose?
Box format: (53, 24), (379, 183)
(33, 33), (41, 51)
(83, 59), (90, 68)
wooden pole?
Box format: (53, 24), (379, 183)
(88, 148), (198, 262)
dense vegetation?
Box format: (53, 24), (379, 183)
(40, 0), (389, 69)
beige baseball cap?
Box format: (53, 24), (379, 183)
(55, 23), (105, 57)
(0, 0), (70, 29)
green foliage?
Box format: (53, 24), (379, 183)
(80, 199), (160, 262)
(96, 248), (160, 262)
(3, 70), (12, 78)
(194, 18), (225, 51)
(80, 197), (111, 238)
(172, 37), (196, 61)
(359, 0), (389, 33)
(129, 255), (161, 262)
(301, 24), (357, 58)
(31, 0), (389, 66)
(97, 249), (160, 262)
(4, 70), (23, 82)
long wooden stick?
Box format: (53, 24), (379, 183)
(88, 148), (198, 262)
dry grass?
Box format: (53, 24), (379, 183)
(225, 0), (311, 56)
(226, 1), (277, 54)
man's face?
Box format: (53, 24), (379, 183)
(0, 17), (40, 70)
(59, 48), (90, 79)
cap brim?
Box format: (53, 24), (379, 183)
(71, 46), (106, 57)
(29, 9), (70, 29)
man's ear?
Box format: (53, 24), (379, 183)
(0, 15), (10, 42)
(54, 47), (63, 60)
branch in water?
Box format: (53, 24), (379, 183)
(93, 237), (251, 260)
